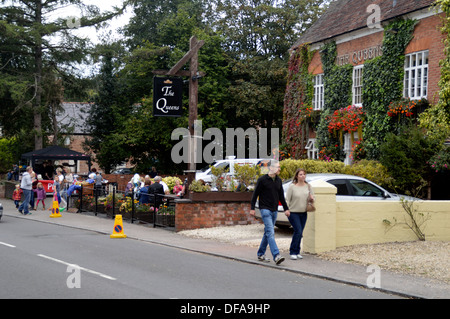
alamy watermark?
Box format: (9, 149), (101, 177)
(367, 4), (381, 29)
(366, 264), (381, 289)
(66, 16), (81, 29)
(171, 120), (280, 164)
(66, 264), (81, 289)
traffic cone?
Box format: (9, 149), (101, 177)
(50, 192), (62, 218)
(110, 215), (127, 238)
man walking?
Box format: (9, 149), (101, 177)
(18, 166), (34, 215)
(250, 160), (290, 265)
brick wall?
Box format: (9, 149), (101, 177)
(175, 200), (261, 232)
(406, 13), (446, 104)
(308, 13), (445, 104)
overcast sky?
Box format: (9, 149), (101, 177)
(47, 0), (133, 44)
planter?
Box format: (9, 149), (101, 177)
(189, 191), (253, 202)
(135, 211), (154, 223)
(156, 214), (175, 227)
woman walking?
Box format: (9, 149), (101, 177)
(285, 168), (314, 260)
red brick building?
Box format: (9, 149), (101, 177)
(287, 0), (445, 163)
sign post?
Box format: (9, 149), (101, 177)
(152, 36), (205, 186)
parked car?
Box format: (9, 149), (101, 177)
(255, 173), (415, 227)
(0, 201), (3, 221)
(196, 156), (268, 184)
(111, 168), (134, 175)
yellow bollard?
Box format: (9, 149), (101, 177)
(49, 192), (62, 218)
(110, 215), (127, 238)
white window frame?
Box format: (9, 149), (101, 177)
(352, 65), (364, 107)
(404, 50), (429, 100)
(312, 74), (324, 111)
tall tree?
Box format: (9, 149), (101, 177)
(84, 44), (132, 173)
(214, 0), (328, 131)
(0, 0), (126, 150)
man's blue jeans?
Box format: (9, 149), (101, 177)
(257, 209), (280, 259)
(18, 189), (31, 215)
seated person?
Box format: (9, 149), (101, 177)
(149, 176), (165, 208)
(138, 180), (152, 205)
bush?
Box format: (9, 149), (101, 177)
(343, 159), (393, 190)
(162, 176), (182, 192)
(234, 164), (261, 191)
(279, 158), (392, 190)
(380, 125), (440, 193)
(279, 159), (346, 180)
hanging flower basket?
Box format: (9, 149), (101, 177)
(387, 98), (416, 120)
(327, 105), (365, 145)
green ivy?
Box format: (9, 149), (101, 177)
(284, 19), (416, 163)
(315, 41), (352, 161)
(362, 19), (417, 159)
(321, 41), (353, 111)
(283, 44), (315, 158)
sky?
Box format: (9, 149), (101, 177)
(47, 0), (134, 44)
(43, 0), (134, 76)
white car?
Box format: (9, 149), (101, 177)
(196, 156), (268, 184)
(255, 173), (414, 227)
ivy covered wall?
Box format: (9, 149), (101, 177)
(283, 19), (417, 162)
(363, 19), (417, 159)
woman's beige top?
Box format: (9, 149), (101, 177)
(286, 183), (314, 213)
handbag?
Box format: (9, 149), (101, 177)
(306, 183), (316, 212)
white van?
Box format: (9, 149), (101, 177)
(195, 156), (269, 183)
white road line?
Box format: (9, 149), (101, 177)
(37, 254), (117, 281)
(0, 242), (16, 248)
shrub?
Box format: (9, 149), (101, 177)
(234, 164), (261, 191)
(162, 176), (182, 192)
(279, 159), (346, 180)
(380, 125), (440, 193)
(343, 159), (393, 190)
(188, 180), (210, 193)
(280, 158), (392, 190)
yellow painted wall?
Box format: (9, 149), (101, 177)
(303, 181), (450, 254)
(336, 200), (450, 247)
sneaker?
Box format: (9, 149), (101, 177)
(258, 255), (270, 262)
(274, 255), (285, 265)
(290, 255), (297, 260)
(297, 254), (303, 259)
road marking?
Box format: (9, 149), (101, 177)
(0, 241), (16, 248)
(37, 254), (117, 281)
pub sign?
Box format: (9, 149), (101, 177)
(153, 77), (183, 117)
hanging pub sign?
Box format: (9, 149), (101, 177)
(153, 77), (183, 117)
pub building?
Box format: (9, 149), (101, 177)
(286, 0), (445, 164)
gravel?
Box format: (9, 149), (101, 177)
(179, 224), (450, 283)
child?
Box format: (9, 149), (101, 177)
(53, 175), (61, 204)
(34, 182), (46, 210)
(13, 184), (23, 209)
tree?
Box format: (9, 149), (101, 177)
(380, 125), (441, 198)
(84, 45), (132, 173)
(0, 0), (126, 150)
(96, 0), (232, 173)
(214, 0), (328, 132)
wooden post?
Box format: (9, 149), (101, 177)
(152, 36), (204, 186)
(188, 36), (201, 186)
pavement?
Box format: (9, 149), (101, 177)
(1, 198), (449, 299)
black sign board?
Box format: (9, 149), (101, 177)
(153, 77), (183, 117)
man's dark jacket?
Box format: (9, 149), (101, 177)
(149, 182), (165, 207)
(251, 174), (289, 212)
